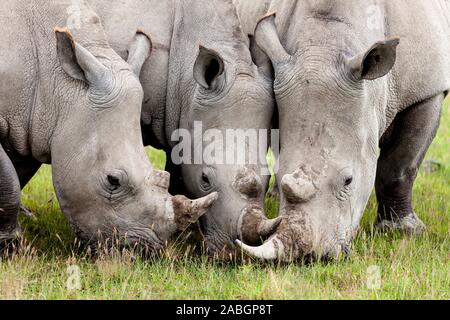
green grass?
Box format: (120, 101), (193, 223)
(1, 102), (449, 300)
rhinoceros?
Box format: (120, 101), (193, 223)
(236, 0), (450, 261)
(91, 0), (279, 258)
(0, 0), (217, 251)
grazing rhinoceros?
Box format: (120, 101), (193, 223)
(0, 0), (217, 251)
(237, 0), (450, 261)
(92, 0), (279, 259)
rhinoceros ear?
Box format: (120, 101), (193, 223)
(348, 38), (400, 81)
(249, 35), (274, 80)
(127, 30), (152, 77)
(254, 13), (291, 65)
(193, 46), (225, 89)
(55, 28), (111, 89)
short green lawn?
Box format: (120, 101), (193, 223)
(1, 101), (448, 300)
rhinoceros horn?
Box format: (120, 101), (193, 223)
(235, 235), (285, 261)
(238, 205), (282, 244)
(172, 192), (219, 231)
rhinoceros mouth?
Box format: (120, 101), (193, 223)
(202, 227), (236, 259)
(71, 221), (167, 254)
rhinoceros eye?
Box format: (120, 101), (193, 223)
(344, 176), (353, 187)
(338, 167), (353, 190)
(199, 167), (216, 193)
(103, 170), (129, 194)
(201, 172), (211, 190)
(107, 174), (121, 190)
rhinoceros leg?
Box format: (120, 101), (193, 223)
(13, 156), (41, 189)
(0, 143), (22, 249)
(13, 156), (41, 219)
(375, 93), (445, 235)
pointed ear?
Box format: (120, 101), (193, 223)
(55, 28), (86, 82)
(193, 46), (225, 89)
(127, 30), (152, 76)
(249, 35), (274, 80)
(254, 13), (291, 65)
(347, 38), (400, 81)
(55, 27), (112, 89)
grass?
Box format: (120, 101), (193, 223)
(0, 102), (448, 300)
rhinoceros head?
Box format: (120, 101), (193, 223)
(184, 45), (279, 259)
(237, 11), (399, 261)
(167, 0), (279, 259)
(50, 10), (217, 253)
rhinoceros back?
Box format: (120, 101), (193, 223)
(0, 1), (39, 154)
(386, 0), (450, 109)
(0, 0), (114, 156)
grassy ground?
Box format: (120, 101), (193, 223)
(0, 102), (448, 300)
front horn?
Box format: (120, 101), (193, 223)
(235, 236), (285, 261)
(238, 205), (282, 244)
(172, 192), (219, 231)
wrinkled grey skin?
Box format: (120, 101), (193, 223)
(234, 0), (273, 36)
(237, 0), (450, 261)
(0, 1), (217, 252)
(92, 0), (278, 259)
